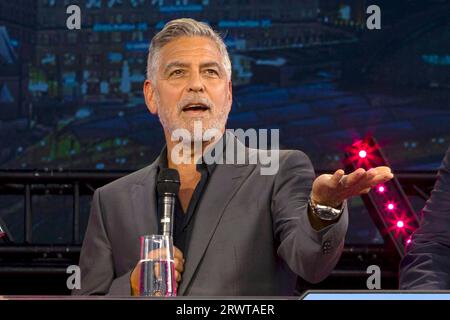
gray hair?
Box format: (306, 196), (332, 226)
(146, 18), (232, 82)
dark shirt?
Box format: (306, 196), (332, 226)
(155, 138), (224, 256)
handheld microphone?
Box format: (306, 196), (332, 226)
(156, 168), (180, 237)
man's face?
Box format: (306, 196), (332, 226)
(144, 36), (232, 139)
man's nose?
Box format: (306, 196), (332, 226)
(187, 71), (204, 93)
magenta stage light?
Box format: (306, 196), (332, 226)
(344, 136), (420, 257)
(386, 202), (395, 211)
(345, 139), (383, 169)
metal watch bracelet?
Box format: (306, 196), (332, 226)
(308, 198), (345, 221)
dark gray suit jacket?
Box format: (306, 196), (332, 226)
(399, 147), (450, 289)
(73, 133), (348, 296)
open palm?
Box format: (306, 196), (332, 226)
(311, 166), (394, 207)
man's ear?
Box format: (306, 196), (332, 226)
(143, 80), (157, 114)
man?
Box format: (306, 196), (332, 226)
(400, 147), (450, 289)
(73, 18), (393, 296)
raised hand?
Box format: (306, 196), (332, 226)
(311, 166), (394, 208)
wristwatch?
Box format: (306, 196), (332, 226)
(308, 198), (346, 221)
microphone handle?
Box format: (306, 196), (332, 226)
(160, 194), (176, 237)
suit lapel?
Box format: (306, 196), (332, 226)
(179, 161), (256, 295)
(129, 161), (159, 240)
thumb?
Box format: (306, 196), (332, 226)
(330, 169), (345, 187)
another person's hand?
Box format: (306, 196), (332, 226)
(130, 246), (185, 296)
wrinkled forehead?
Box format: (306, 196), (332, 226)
(157, 36), (225, 70)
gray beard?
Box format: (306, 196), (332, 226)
(155, 93), (229, 142)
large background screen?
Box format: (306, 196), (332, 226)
(0, 0), (449, 244)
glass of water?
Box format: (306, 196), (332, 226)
(137, 234), (177, 297)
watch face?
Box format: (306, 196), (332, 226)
(309, 199), (345, 221)
(315, 208), (341, 221)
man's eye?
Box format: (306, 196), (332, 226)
(170, 69), (185, 77)
(205, 69), (219, 76)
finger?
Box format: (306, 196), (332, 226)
(154, 263), (162, 280)
(365, 167), (378, 179)
(367, 166), (392, 178)
(364, 171), (394, 188)
(369, 175), (394, 188)
(174, 257), (184, 273)
(147, 247), (174, 260)
(372, 166), (393, 175)
(370, 166), (393, 177)
(173, 246), (184, 261)
(147, 249), (160, 260)
(340, 171), (375, 197)
(343, 168), (366, 186)
(349, 166), (392, 189)
(343, 177), (379, 198)
(330, 169), (345, 186)
(359, 187), (371, 194)
(175, 270), (182, 283)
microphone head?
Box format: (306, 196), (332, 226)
(157, 168), (180, 196)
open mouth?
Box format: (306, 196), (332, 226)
(182, 103), (210, 112)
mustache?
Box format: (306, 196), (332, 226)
(176, 95), (214, 113)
